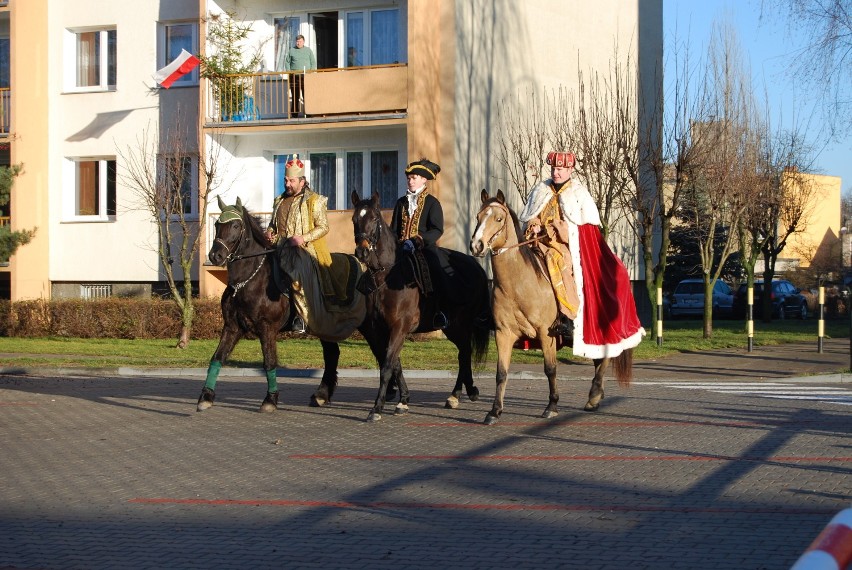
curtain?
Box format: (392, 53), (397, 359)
(77, 161), (98, 215)
(371, 151), (398, 208)
(274, 18), (299, 72)
(346, 152), (364, 207)
(310, 153), (338, 210)
(346, 13), (364, 67)
(371, 10), (398, 65)
(165, 25), (192, 85)
(77, 32), (99, 87)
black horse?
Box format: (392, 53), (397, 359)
(351, 191), (491, 422)
(197, 197), (341, 412)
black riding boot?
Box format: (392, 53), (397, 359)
(550, 314), (574, 341)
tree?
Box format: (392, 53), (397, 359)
(118, 116), (225, 348)
(763, 0), (852, 135)
(0, 164), (36, 262)
(680, 19), (756, 338)
(197, 11), (265, 121)
(737, 121), (819, 321)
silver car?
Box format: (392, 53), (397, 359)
(668, 278), (734, 317)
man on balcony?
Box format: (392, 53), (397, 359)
(286, 35), (316, 117)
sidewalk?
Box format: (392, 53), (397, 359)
(2, 339), (849, 383)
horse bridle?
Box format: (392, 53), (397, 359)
(214, 216), (272, 293)
(479, 201), (511, 256)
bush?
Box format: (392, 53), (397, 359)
(0, 298), (224, 339)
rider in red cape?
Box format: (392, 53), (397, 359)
(520, 151), (645, 359)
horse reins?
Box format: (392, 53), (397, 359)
(484, 203), (542, 256)
(215, 217), (274, 292)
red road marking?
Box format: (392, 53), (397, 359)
(405, 420), (834, 428)
(128, 497), (837, 515)
(286, 453), (852, 463)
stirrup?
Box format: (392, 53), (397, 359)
(550, 316), (574, 338)
(433, 311), (449, 330)
(291, 316), (307, 334)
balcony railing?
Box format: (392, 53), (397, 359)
(0, 88), (10, 135)
(204, 64), (408, 125)
(0, 216), (9, 228)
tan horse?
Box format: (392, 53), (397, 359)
(470, 189), (632, 425)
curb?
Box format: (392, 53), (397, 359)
(1, 366), (850, 384)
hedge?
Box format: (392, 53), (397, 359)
(0, 298), (225, 339)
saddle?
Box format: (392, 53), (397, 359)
(325, 253), (363, 309)
(405, 250), (435, 296)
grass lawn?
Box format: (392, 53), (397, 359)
(0, 318), (846, 370)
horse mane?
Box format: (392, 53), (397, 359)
(241, 207), (273, 248)
(486, 197), (544, 276)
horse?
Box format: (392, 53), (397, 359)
(469, 189), (632, 425)
(197, 196), (342, 413)
(351, 191), (491, 422)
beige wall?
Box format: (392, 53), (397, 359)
(784, 172), (842, 269)
(10, 0), (50, 299)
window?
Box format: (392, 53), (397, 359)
(345, 9), (400, 67)
(273, 17), (302, 71)
(0, 38), (9, 89)
(160, 22), (198, 86)
(66, 28), (116, 91)
(69, 158), (116, 220)
(159, 155), (197, 218)
(274, 149), (400, 210)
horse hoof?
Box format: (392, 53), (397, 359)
(467, 386), (480, 402)
(196, 387), (215, 412)
(483, 414), (499, 426)
(445, 396), (459, 409)
(310, 395), (326, 407)
(542, 410), (558, 419)
(367, 412), (382, 423)
(583, 402), (600, 412)
(259, 391), (279, 413)
(394, 403), (409, 415)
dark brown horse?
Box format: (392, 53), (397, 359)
(469, 189), (632, 424)
(196, 197), (341, 412)
(351, 191), (491, 422)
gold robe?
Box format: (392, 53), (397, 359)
(268, 189), (339, 298)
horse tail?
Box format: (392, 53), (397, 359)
(471, 316), (490, 366)
(612, 348), (633, 387)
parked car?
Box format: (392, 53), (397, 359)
(732, 279), (809, 319)
(668, 278), (734, 318)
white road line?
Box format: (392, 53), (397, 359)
(635, 381), (852, 406)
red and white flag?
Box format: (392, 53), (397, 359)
(154, 49), (200, 89)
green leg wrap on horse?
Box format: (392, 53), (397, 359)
(204, 360), (222, 390)
(266, 368), (278, 393)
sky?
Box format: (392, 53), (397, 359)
(664, 0), (851, 194)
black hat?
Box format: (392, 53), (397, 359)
(405, 158), (441, 180)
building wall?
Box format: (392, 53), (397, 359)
(10, 0), (200, 300)
(10, 0), (50, 299)
(783, 172), (842, 270)
(448, 0), (663, 278)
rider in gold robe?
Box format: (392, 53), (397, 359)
(265, 155), (343, 332)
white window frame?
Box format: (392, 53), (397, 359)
(63, 157), (117, 222)
(274, 148), (401, 211)
(340, 8), (403, 68)
(63, 27), (117, 93)
(158, 21), (199, 87)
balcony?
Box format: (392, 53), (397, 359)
(203, 64), (408, 126)
(0, 87), (9, 135)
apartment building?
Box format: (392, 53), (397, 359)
(4, 0), (663, 302)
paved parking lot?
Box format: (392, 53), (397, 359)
(0, 366), (849, 570)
